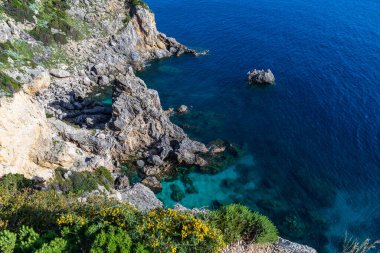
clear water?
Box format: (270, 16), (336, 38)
(137, 0), (380, 251)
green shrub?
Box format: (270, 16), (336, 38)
(35, 237), (68, 253)
(50, 167), (114, 194)
(4, 0), (84, 46)
(209, 204), (278, 244)
(0, 72), (22, 96)
(138, 208), (225, 252)
(0, 174), (33, 191)
(0, 230), (17, 253)
(86, 224), (132, 253)
(17, 225), (40, 251)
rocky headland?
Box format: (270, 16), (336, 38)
(0, 0), (315, 251)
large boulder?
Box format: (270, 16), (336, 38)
(247, 69), (275, 84)
(141, 176), (162, 192)
(120, 183), (163, 212)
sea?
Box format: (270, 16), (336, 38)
(134, 0), (379, 251)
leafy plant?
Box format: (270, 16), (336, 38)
(50, 167), (114, 194)
(138, 208), (225, 252)
(86, 224), (132, 253)
(0, 173), (33, 191)
(0, 230), (17, 253)
(208, 204), (278, 244)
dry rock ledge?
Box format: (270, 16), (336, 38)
(0, 0), (314, 252)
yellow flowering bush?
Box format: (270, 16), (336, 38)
(138, 208), (225, 253)
(57, 214), (86, 226)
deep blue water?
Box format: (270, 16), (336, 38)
(138, 0), (380, 251)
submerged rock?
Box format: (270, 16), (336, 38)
(247, 69), (275, 84)
(194, 50), (209, 56)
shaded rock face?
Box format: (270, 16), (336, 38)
(247, 69), (275, 84)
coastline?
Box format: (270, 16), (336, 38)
(0, 0), (318, 251)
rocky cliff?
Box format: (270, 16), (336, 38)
(0, 0), (206, 183)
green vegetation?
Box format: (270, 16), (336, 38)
(0, 173), (279, 252)
(50, 167), (114, 194)
(3, 0), (89, 45)
(127, 0), (150, 11)
(0, 72), (21, 96)
(208, 204), (278, 244)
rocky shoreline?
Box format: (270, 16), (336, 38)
(0, 0), (208, 187)
(0, 0), (316, 252)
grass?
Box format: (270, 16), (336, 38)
(0, 72), (21, 96)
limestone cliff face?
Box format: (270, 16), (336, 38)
(0, 92), (53, 178)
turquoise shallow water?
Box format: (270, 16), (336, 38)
(136, 0), (380, 251)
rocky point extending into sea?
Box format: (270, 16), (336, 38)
(0, 0), (315, 251)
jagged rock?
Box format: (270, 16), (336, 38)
(173, 203), (188, 211)
(143, 166), (161, 176)
(177, 105), (188, 113)
(0, 21), (12, 43)
(114, 175), (130, 190)
(223, 237), (317, 253)
(98, 75), (110, 85)
(209, 145), (226, 154)
(23, 68), (51, 96)
(136, 160), (145, 168)
(92, 63), (108, 76)
(247, 69), (275, 84)
(50, 69), (71, 78)
(63, 171), (72, 180)
(174, 139), (208, 166)
(120, 183), (163, 212)
(194, 50), (209, 56)
(83, 76), (93, 86)
(141, 176), (162, 192)
(147, 155), (163, 166)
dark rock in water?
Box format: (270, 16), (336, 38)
(141, 176), (162, 192)
(170, 184), (185, 202)
(114, 175), (130, 190)
(185, 184), (198, 194)
(247, 69), (275, 84)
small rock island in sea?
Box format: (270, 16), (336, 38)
(247, 69), (275, 84)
